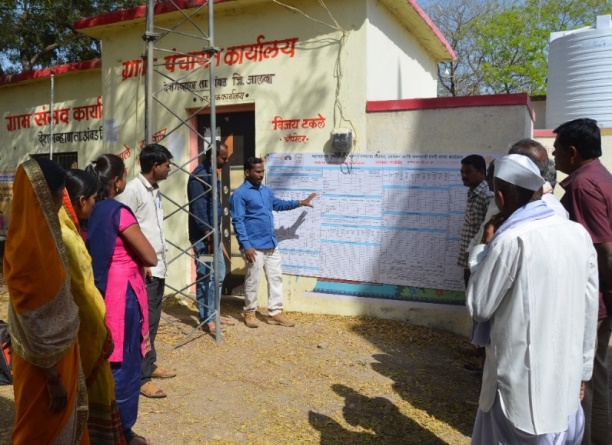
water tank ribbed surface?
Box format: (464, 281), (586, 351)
(546, 15), (612, 129)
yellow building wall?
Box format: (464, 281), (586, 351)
(366, 0), (438, 100)
(91, 0), (373, 318)
(0, 69), (103, 169)
(0, 0), (475, 335)
(0, 68), (103, 223)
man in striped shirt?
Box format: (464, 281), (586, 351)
(458, 154), (494, 287)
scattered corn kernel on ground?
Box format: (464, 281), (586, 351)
(0, 276), (482, 444)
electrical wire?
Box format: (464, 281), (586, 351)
(271, 0), (359, 170)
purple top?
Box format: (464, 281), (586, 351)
(560, 158), (612, 319)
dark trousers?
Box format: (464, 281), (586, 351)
(141, 276), (165, 385)
(463, 268), (471, 288)
(112, 284), (142, 441)
(581, 316), (612, 445)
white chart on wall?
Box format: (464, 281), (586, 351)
(266, 152), (476, 291)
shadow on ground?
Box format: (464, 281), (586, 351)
(309, 384), (448, 445)
(350, 319), (480, 438)
(159, 297), (480, 443)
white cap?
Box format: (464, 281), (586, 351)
(494, 154), (544, 191)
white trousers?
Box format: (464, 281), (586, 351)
(471, 391), (584, 445)
(243, 247), (283, 317)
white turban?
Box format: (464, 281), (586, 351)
(494, 154), (544, 191)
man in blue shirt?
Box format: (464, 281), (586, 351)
(188, 142), (233, 332)
(229, 157), (316, 328)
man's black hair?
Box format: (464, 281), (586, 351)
(140, 143), (173, 173)
(244, 157), (263, 170)
(541, 160), (557, 189)
(206, 141), (228, 161)
(553, 118), (601, 160)
(461, 154), (486, 173)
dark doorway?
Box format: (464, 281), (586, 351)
(198, 110), (255, 294)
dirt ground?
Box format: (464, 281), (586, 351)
(0, 275), (482, 444)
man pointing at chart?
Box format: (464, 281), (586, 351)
(229, 157), (316, 329)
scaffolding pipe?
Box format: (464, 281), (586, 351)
(143, 0), (222, 346)
(49, 74), (54, 160)
(209, 0), (221, 342)
(144, 0), (155, 144)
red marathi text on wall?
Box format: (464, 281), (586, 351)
(5, 96), (103, 132)
(121, 35), (299, 81)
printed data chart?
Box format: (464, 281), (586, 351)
(266, 153), (473, 291)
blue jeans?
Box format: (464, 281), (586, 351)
(193, 240), (226, 324)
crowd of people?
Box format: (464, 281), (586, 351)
(1, 117), (610, 444)
(2, 140), (315, 444)
(460, 118), (611, 445)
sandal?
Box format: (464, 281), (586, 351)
(463, 363), (484, 373)
(128, 434), (153, 445)
(151, 367), (176, 379)
(140, 381), (167, 398)
(201, 322), (226, 333)
(220, 316), (236, 326)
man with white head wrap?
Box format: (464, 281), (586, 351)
(466, 154), (599, 445)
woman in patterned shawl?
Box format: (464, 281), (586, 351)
(4, 157), (89, 444)
(61, 169), (127, 444)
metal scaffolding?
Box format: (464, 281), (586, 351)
(144, 0), (222, 345)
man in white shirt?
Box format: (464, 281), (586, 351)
(467, 154), (598, 444)
(116, 143), (175, 399)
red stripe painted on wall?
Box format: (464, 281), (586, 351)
(367, 93), (535, 122)
(0, 59), (101, 86)
(533, 129), (556, 138)
(74, 0), (230, 30)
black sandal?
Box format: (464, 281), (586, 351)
(128, 434), (153, 445)
(464, 363), (483, 373)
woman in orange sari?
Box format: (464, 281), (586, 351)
(4, 157), (89, 444)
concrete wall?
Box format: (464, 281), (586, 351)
(0, 68), (103, 223)
(366, 0), (438, 100)
(354, 98), (533, 336)
(530, 96), (546, 130)
(87, 0), (471, 335)
(367, 104), (533, 153)
(0, 68), (103, 170)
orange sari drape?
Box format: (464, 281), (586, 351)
(4, 159), (89, 445)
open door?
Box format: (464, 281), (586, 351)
(197, 109), (255, 294)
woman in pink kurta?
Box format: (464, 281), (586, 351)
(86, 154), (157, 445)
(104, 208), (151, 364)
